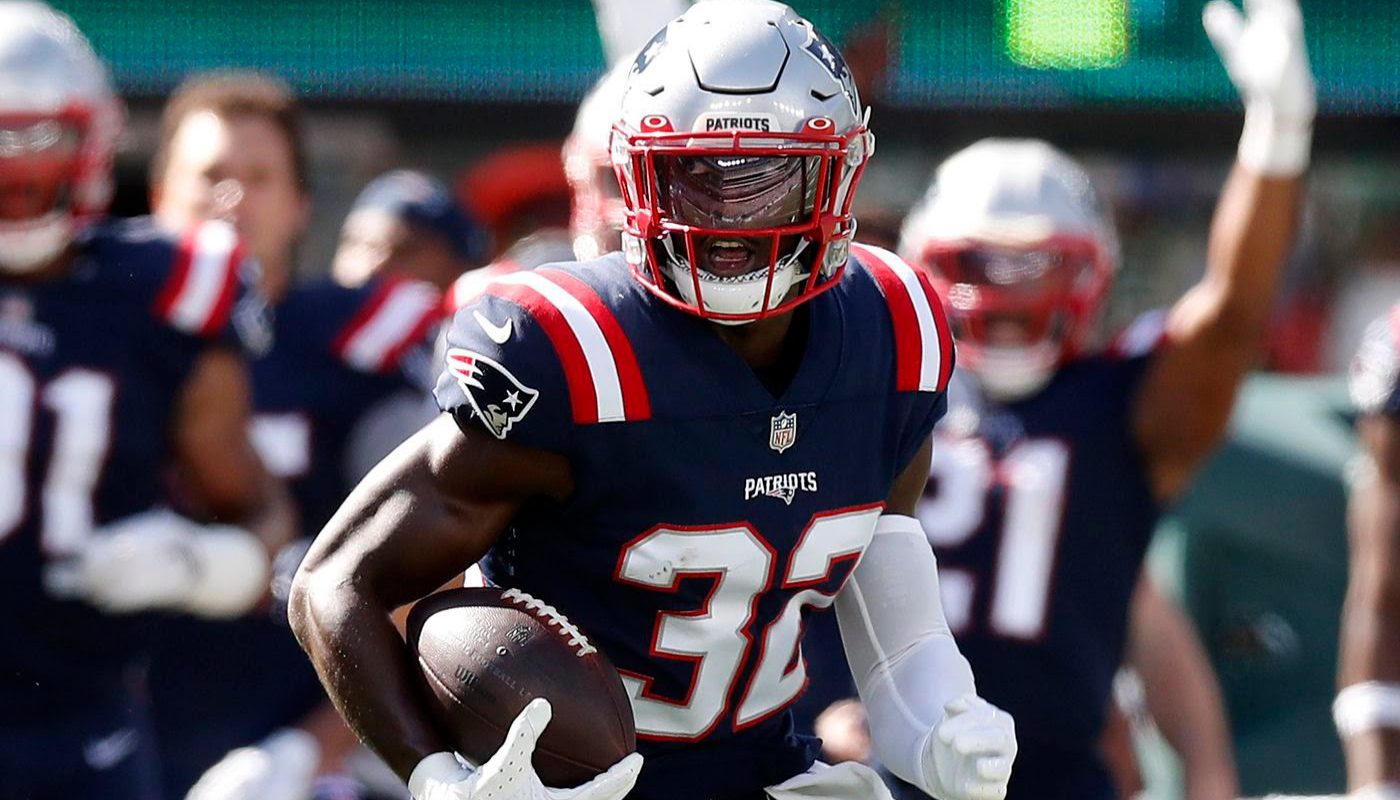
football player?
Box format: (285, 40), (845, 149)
(332, 169), (489, 292)
(292, 3), (1017, 800)
(146, 75), (444, 800)
(0, 4), (293, 798)
(882, 0), (1314, 798)
(1337, 303), (1400, 799)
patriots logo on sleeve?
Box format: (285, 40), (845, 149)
(447, 348), (540, 439)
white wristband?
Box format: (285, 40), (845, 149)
(184, 525), (271, 618)
(1333, 681), (1400, 738)
(1238, 106), (1312, 177)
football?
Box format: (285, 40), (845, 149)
(406, 586), (636, 787)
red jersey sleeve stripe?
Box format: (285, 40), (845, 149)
(482, 281), (599, 424)
(913, 267), (955, 392)
(493, 271), (633, 423)
(540, 269), (651, 421)
(155, 222), (241, 336)
(200, 240), (245, 338)
(852, 243), (923, 392)
(334, 279), (443, 373)
(153, 226), (197, 323)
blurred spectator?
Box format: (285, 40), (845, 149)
(333, 169), (489, 291)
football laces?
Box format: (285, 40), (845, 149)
(500, 588), (598, 657)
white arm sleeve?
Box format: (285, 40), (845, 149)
(834, 513), (976, 793)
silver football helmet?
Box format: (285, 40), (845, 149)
(0, 1), (122, 273)
(612, 0), (874, 323)
(899, 139), (1119, 400)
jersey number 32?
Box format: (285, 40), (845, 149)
(615, 504), (882, 741)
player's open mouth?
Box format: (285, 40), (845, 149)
(704, 238), (759, 278)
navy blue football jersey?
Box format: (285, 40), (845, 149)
(148, 274), (442, 797)
(0, 217), (263, 717)
(1350, 303), (1400, 421)
(433, 245), (953, 800)
(250, 275), (442, 531)
(910, 312), (1167, 799)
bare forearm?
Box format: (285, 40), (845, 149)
(1197, 166), (1302, 337)
(289, 419), (527, 780)
(1129, 581), (1238, 800)
(291, 574), (447, 779)
(1137, 167), (1304, 499)
(1339, 420), (1400, 788)
(1340, 479), (1400, 686)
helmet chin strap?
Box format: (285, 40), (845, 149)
(969, 343), (1058, 401)
(662, 236), (812, 325)
(0, 212), (72, 274)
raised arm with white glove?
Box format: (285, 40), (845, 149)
(408, 699), (642, 800)
(1204, 0), (1315, 177)
(43, 508), (270, 619)
(835, 514), (1016, 800)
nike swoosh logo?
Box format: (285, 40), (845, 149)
(473, 310), (513, 345)
(83, 727), (139, 771)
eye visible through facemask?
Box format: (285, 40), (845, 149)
(654, 154), (819, 230)
(0, 119), (83, 222)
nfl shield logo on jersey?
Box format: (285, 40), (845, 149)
(769, 411), (797, 453)
(446, 348), (539, 440)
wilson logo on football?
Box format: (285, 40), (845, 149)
(446, 348), (539, 440)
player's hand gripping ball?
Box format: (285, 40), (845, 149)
(406, 588), (638, 790)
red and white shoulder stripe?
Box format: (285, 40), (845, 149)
(443, 259), (524, 313)
(333, 279), (443, 373)
(153, 221), (245, 337)
(480, 269), (650, 425)
(852, 242), (955, 394)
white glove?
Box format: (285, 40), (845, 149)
(186, 728), (320, 800)
(921, 694), (1017, 800)
(43, 509), (269, 618)
(408, 699), (643, 800)
(1203, 0), (1316, 176)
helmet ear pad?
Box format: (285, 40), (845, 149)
(611, 1), (872, 324)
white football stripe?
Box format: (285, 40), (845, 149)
(499, 272), (625, 422)
(342, 282), (439, 372)
(861, 244), (942, 391)
(170, 222), (237, 333)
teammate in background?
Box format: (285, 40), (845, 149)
(812, 572), (1234, 798)
(146, 74), (444, 800)
(0, 4), (293, 798)
(873, 0), (1314, 797)
(442, 63), (629, 311)
(293, 3), (1016, 800)
(1337, 304), (1400, 799)
(332, 170), (489, 292)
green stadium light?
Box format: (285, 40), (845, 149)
(1006, 0), (1129, 70)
